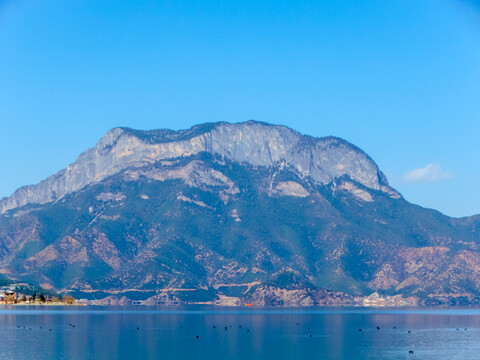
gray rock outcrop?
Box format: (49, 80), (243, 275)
(0, 121), (398, 214)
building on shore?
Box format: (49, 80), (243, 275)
(0, 290), (17, 304)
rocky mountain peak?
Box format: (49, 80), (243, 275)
(0, 121), (398, 214)
(3, 121), (479, 305)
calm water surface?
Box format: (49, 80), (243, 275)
(1, 306), (480, 359)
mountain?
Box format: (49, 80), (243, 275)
(1, 121), (479, 306)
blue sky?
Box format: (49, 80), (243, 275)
(0, 0), (479, 217)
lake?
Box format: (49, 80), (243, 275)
(1, 306), (480, 359)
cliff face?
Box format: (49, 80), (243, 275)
(0, 121), (397, 214)
(0, 121), (479, 305)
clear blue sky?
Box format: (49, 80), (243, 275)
(1, 0), (479, 217)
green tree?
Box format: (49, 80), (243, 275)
(21, 295), (26, 302)
(39, 294), (46, 303)
(32, 292), (37, 302)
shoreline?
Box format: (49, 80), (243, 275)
(2, 303), (480, 310)
(0, 302), (86, 306)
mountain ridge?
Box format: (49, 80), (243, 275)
(0, 120), (397, 215)
(1, 121), (480, 306)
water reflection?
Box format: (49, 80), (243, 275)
(1, 306), (480, 359)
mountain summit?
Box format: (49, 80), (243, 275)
(0, 121), (397, 214)
(0, 121), (479, 306)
